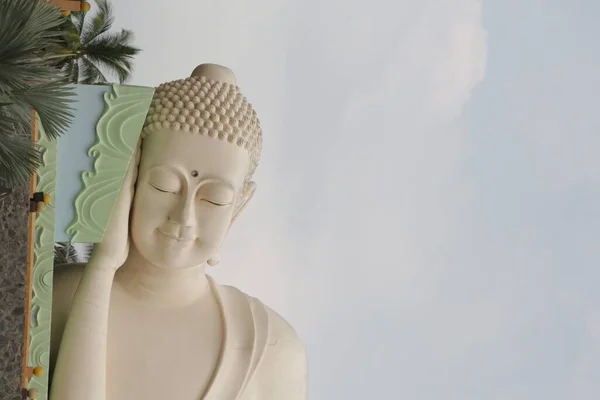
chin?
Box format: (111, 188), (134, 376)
(132, 237), (206, 270)
(142, 247), (206, 269)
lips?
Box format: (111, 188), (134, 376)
(158, 228), (194, 242)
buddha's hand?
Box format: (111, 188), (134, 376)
(89, 140), (141, 272)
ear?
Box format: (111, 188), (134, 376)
(231, 181), (256, 224)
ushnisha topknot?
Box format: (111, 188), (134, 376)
(142, 64), (263, 183)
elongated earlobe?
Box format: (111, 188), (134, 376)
(207, 253), (220, 266)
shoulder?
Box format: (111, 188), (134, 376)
(217, 284), (305, 352)
(263, 304), (305, 353)
(254, 301), (308, 399)
(218, 285), (307, 399)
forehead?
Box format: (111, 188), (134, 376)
(140, 129), (250, 187)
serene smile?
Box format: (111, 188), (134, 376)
(157, 228), (194, 242)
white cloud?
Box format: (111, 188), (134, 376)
(275, 0), (487, 322)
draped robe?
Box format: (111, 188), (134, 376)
(203, 277), (307, 400)
(50, 266), (307, 400)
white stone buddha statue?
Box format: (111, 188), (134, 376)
(49, 64), (307, 400)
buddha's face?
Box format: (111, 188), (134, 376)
(130, 128), (253, 269)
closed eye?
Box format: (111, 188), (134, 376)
(150, 183), (176, 194)
(202, 199), (230, 207)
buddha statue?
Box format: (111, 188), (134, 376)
(49, 64), (307, 400)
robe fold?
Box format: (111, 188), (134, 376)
(203, 278), (307, 400)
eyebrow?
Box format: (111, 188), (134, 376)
(197, 176), (235, 190)
(149, 166), (235, 189)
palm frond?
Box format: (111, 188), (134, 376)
(79, 57), (108, 84)
(70, 10), (87, 36)
(54, 242), (94, 264)
(0, 0), (77, 188)
(0, 100), (38, 188)
(0, 0), (69, 91)
(60, 24), (82, 51)
(28, 0), (71, 41)
(7, 81), (76, 140)
(0, 62), (60, 93)
(56, 0), (141, 84)
(83, 30), (139, 83)
(77, 243), (94, 262)
(0, 102), (25, 134)
(0, 131), (40, 189)
(54, 243), (79, 264)
(59, 57), (81, 83)
(80, 0), (114, 45)
(68, 59), (80, 83)
(58, 57), (74, 75)
(0, 0), (64, 54)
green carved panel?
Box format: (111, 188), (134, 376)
(66, 84), (154, 243)
(27, 117), (56, 400)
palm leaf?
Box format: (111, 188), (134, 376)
(54, 243), (79, 264)
(0, 0), (67, 91)
(0, 103), (39, 188)
(0, 102), (25, 134)
(70, 10), (87, 36)
(60, 0), (141, 84)
(54, 242), (94, 264)
(29, 1), (71, 41)
(0, 0), (76, 188)
(83, 30), (139, 83)
(0, 131), (40, 189)
(6, 81), (76, 140)
(79, 57), (108, 84)
(77, 243), (94, 262)
(68, 59), (80, 83)
(59, 57), (81, 83)
(80, 0), (114, 45)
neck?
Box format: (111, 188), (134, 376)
(114, 246), (211, 308)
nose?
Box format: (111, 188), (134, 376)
(168, 195), (195, 238)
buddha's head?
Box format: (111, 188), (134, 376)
(130, 64), (262, 269)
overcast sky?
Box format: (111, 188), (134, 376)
(110, 0), (600, 398)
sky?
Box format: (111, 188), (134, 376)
(106, 0), (600, 398)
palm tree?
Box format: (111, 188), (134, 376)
(54, 242), (94, 264)
(56, 0), (140, 84)
(0, 0), (75, 189)
(54, 242), (80, 264)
